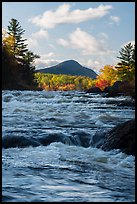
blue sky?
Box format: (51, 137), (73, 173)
(2, 2), (135, 73)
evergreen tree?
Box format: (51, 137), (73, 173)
(116, 43), (135, 81)
(22, 51), (40, 85)
(7, 18), (28, 59)
(2, 18), (40, 89)
(131, 44), (135, 67)
(117, 42), (134, 66)
(2, 45), (17, 88)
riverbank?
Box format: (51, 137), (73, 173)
(86, 80), (135, 99)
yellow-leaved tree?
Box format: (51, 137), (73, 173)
(95, 65), (118, 90)
(2, 30), (15, 55)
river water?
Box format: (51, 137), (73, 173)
(2, 90), (135, 202)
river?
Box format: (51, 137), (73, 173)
(2, 90), (135, 202)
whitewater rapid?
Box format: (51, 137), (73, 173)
(2, 90), (135, 202)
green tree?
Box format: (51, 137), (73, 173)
(116, 42), (135, 81)
(34, 73), (94, 91)
(117, 42), (134, 66)
(2, 18), (40, 90)
(131, 44), (135, 68)
(21, 51), (40, 86)
(7, 18), (40, 87)
(7, 18), (28, 59)
(2, 45), (18, 88)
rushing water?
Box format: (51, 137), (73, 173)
(2, 90), (135, 202)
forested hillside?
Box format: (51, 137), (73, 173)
(34, 73), (95, 91)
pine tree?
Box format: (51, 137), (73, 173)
(117, 42), (134, 66)
(116, 43), (135, 81)
(131, 44), (135, 67)
(3, 18), (40, 89)
(7, 18), (28, 60)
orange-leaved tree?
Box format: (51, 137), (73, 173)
(95, 65), (118, 90)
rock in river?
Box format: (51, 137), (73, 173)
(101, 119), (135, 155)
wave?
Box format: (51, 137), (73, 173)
(2, 130), (95, 149)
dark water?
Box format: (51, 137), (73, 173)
(2, 90), (135, 202)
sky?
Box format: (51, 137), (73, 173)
(2, 2), (135, 73)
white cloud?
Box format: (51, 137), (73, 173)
(110, 15), (120, 24)
(57, 28), (114, 56)
(79, 48), (118, 74)
(99, 32), (109, 39)
(82, 57), (110, 73)
(34, 52), (61, 69)
(57, 38), (69, 47)
(49, 44), (56, 50)
(40, 52), (55, 58)
(27, 38), (38, 48)
(26, 29), (48, 49)
(98, 32), (109, 46)
(29, 3), (112, 29)
(31, 29), (49, 39)
(86, 59), (101, 67)
(35, 58), (61, 69)
(83, 59), (102, 73)
(70, 28), (101, 55)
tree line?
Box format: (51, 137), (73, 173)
(34, 73), (95, 91)
(2, 18), (135, 93)
(35, 42), (135, 92)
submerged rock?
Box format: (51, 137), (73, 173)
(71, 130), (91, 147)
(101, 119), (135, 155)
(2, 135), (40, 148)
(38, 133), (66, 146)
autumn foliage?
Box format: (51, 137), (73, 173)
(34, 72), (95, 91)
(93, 43), (135, 95)
(2, 18), (135, 94)
(95, 79), (109, 91)
(94, 65), (118, 90)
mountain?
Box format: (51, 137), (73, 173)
(36, 60), (97, 79)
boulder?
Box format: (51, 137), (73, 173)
(2, 135), (40, 148)
(103, 81), (123, 97)
(103, 80), (135, 98)
(101, 119), (135, 155)
(86, 87), (102, 93)
(86, 80), (135, 98)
